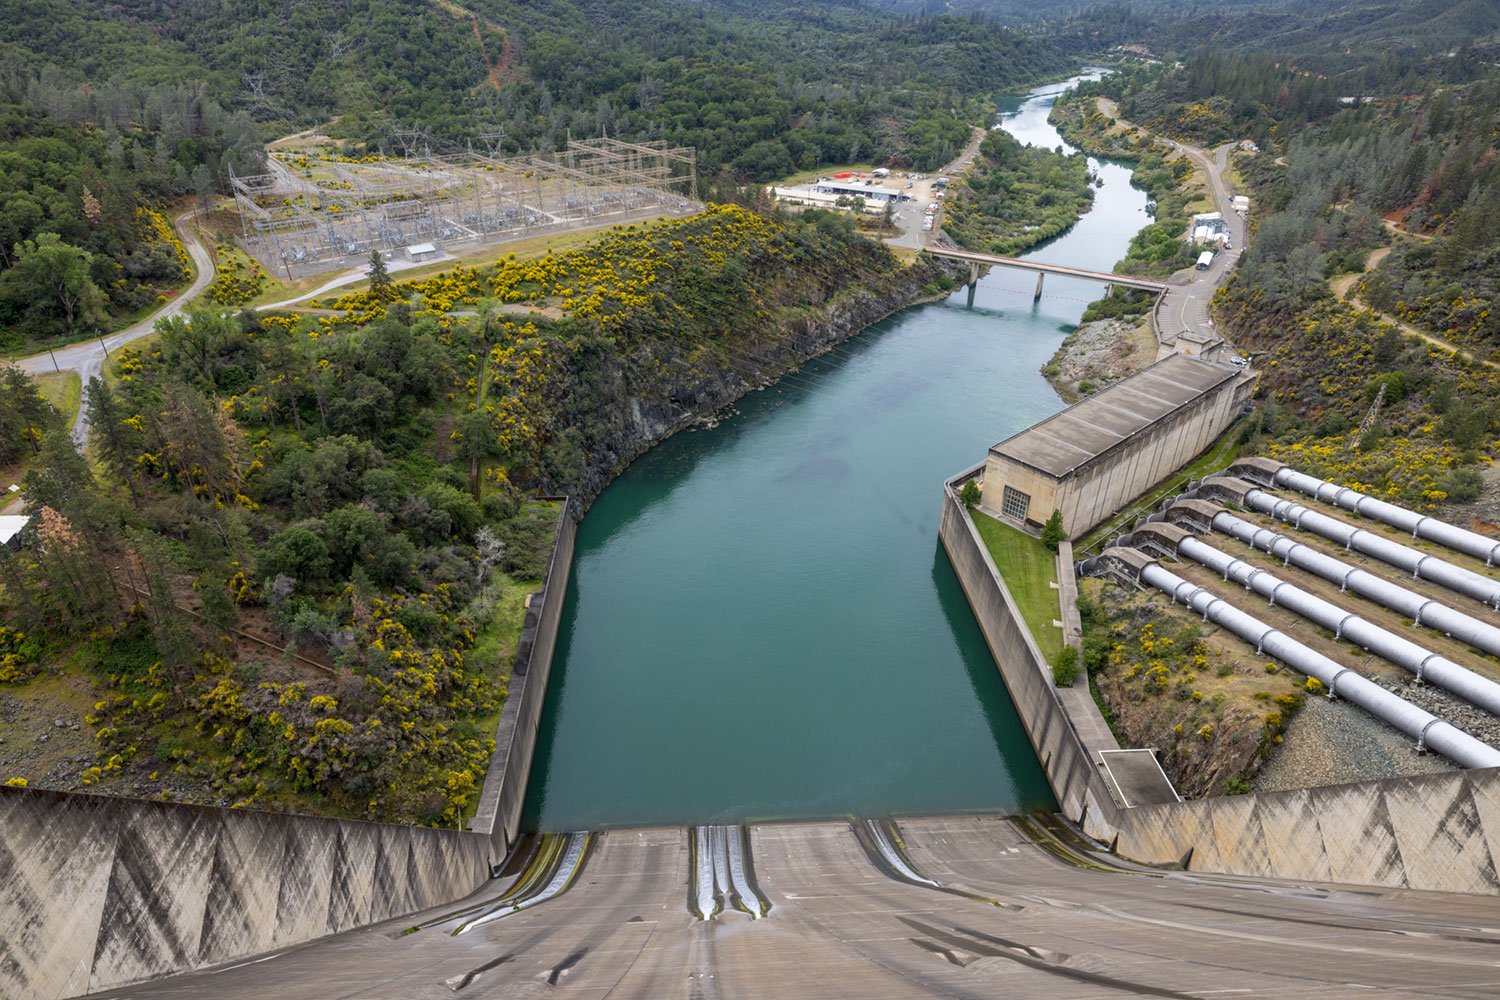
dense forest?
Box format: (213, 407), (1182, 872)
(0, 73), (264, 350)
(872, 0), (1500, 66)
(943, 128), (1096, 255)
(3, 0), (1068, 177)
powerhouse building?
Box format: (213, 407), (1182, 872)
(980, 354), (1255, 537)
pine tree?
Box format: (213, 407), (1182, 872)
(85, 377), (141, 503)
(369, 249), (392, 300)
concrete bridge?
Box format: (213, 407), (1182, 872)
(924, 245), (1177, 307)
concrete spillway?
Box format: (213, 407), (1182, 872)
(85, 816), (1500, 999)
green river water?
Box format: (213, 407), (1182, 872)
(521, 74), (1150, 831)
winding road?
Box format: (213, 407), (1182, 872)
(8, 211), (438, 444)
(1093, 97), (1245, 345)
(14, 209), (216, 444)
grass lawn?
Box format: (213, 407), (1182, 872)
(971, 509), (1064, 662)
(34, 371), (82, 425)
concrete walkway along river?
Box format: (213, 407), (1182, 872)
(521, 75), (1152, 831)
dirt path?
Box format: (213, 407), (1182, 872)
(429, 0), (518, 87)
(1335, 243), (1496, 370)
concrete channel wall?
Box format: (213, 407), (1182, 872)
(0, 503), (580, 1000)
(474, 500), (578, 847)
(939, 468), (1500, 893)
(940, 466), (1119, 826)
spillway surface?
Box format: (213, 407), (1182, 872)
(522, 75), (1149, 830)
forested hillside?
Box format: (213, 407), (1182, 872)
(872, 0), (1500, 65)
(1091, 55), (1500, 508)
(0, 0), (1070, 350)
(4, 0), (1068, 178)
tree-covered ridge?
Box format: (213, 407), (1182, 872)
(3, 0), (1068, 180)
(0, 206), (921, 818)
(872, 0), (1500, 68)
(0, 78), (264, 350)
(942, 129), (1096, 255)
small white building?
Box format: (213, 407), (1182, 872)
(0, 515), (30, 549)
(809, 179), (899, 203)
(1190, 211), (1230, 245)
(405, 242), (439, 262)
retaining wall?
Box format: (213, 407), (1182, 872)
(940, 468), (1500, 893)
(0, 502), (580, 999)
(473, 500), (578, 847)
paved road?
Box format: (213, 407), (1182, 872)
(1094, 97), (1246, 346)
(14, 210), (215, 445)
(887, 126), (987, 251)
(1149, 138), (1245, 345)
(97, 817), (1500, 998)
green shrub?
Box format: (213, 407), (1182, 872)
(1437, 467), (1484, 503)
(1051, 645), (1080, 687)
(1223, 776), (1252, 795)
(1041, 509), (1067, 551)
(959, 479), (982, 509)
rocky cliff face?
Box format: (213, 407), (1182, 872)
(563, 257), (957, 508)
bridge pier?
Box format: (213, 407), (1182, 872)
(966, 261), (980, 308)
(1033, 271), (1045, 301)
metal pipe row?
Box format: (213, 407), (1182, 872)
(1243, 488), (1500, 610)
(1137, 562), (1500, 769)
(1274, 466), (1500, 568)
(1204, 508), (1500, 659)
(1172, 532), (1500, 717)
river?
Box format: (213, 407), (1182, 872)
(521, 74), (1150, 832)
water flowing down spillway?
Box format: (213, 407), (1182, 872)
(521, 75), (1150, 831)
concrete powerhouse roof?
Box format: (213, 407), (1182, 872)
(990, 353), (1240, 480)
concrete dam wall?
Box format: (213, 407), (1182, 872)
(939, 470), (1500, 894)
(0, 787), (494, 999)
(0, 507), (578, 1000)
